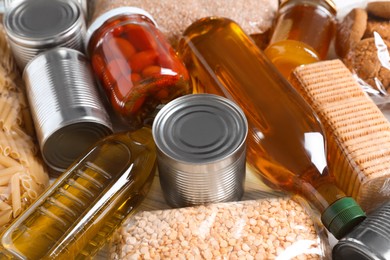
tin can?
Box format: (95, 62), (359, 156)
(23, 48), (113, 176)
(333, 201), (390, 260)
(4, 0), (86, 69)
(152, 94), (248, 207)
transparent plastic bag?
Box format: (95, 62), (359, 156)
(336, 5), (390, 120)
(110, 197), (331, 259)
(88, 0), (278, 48)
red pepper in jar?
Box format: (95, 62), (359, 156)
(86, 7), (191, 129)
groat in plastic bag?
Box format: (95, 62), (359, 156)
(88, 0), (278, 48)
(110, 197), (330, 259)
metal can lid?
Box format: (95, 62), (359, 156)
(4, 0), (82, 47)
(85, 6), (158, 50)
(42, 121), (112, 174)
(152, 94), (248, 164)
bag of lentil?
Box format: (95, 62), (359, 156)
(110, 197), (331, 259)
(88, 0), (278, 48)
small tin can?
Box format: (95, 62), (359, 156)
(4, 0), (86, 69)
(152, 94), (248, 207)
(333, 201), (390, 260)
(23, 47), (113, 176)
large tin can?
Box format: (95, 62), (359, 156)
(3, 0), (86, 69)
(23, 48), (113, 176)
(152, 94), (248, 207)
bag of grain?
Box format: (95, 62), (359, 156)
(88, 0), (278, 48)
(110, 197), (331, 259)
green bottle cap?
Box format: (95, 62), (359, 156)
(321, 197), (366, 239)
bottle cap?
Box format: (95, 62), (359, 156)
(321, 197), (366, 239)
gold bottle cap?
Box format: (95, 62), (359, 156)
(280, 0), (337, 15)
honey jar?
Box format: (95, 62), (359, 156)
(85, 7), (191, 129)
(264, 0), (337, 78)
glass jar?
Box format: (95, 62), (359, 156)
(86, 7), (191, 129)
(264, 0), (337, 78)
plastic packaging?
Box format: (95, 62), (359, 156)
(0, 25), (49, 232)
(290, 59), (390, 213)
(89, 0), (279, 48)
(264, 0), (337, 78)
(0, 127), (156, 259)
(178, 17), (366, 239)
(111, 197), (331, 259)
(86, 7), (191, 129)
(335, 5), (390, 122)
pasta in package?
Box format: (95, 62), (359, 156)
(335, 2), (390, 121)
(0, 25), (49, 230)
(110, 197), (331, 259)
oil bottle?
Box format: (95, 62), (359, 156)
(264, 0), (337, 78)
(178, 17), (365, 239)
(0, 127), (156, 259)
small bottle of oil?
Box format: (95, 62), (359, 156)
(178, 17), (365, 239)
(0, 127), (156, 259)
(264, 0), (337, 78)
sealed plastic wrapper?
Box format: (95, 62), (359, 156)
(89, 0), (278, 48)
(335, 4), (390, 121)
(110, 197), (330, 259)
(0, 25), (49, 231)
(290, 59), (390, 212)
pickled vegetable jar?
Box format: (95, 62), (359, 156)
(86, 7), (191, 129)
(264, 0), (336, 78)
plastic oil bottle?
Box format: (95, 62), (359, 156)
(264, 0), (337, 78)
(178, 17), (365, 239)
(0, 127), (156, 259)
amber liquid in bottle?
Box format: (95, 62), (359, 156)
(264, 2), (336, 78)
(178, 17), (364, 239)
(0, 127), (156, 259)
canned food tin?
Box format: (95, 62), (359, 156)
(4, 0), (86, 69)
(152, 94), (248, 207)
(23, 48), (113, 176)
(333, 201), (390, 260)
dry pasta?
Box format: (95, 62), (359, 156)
(0, 24), (49, 230)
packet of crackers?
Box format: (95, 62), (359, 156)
(110, 197), (331, 259)
(290, 59), (390, 213)
(335, 1), (390, 119)
(0, 25), (49, 231)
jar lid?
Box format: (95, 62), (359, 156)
(85, 6), (158, 50)
(4, 0), (82, 47)
(321, 197), (366, 239)
(280, 0), (337, 15)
